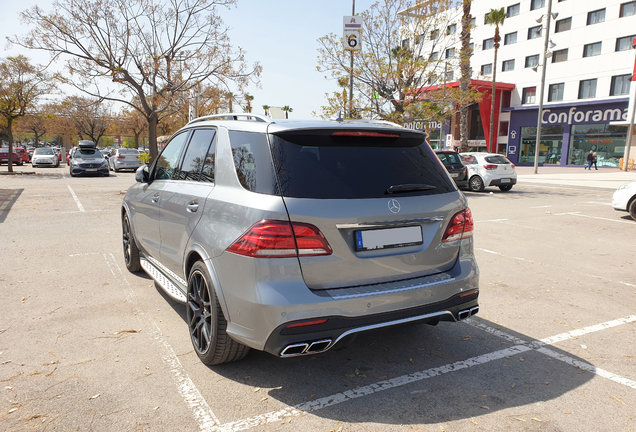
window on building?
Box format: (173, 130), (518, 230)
(447, 24), (457, 35)
(445, 48), (455, 58)
(548, 83), (565, 101)
(620, 1), (636, 17)
(578, 79), (597, 99)
(552, 48), (568, 63)
(525, 54), (540, 68)
(470, 18), (476, 26)
(504, 32), (517, 45)
(431, 29), (439, 40)
(616, 35), (636, 51)
(445, 70), (454, 81)
(583, 42), (602, 57)
(528, 25), (542, 40)
(430, 51), (439, 61)
(523, 87), (537, 104)
(481, 63), (493, 74)
(507, 3), (520, 17)
(555, 17), (572, 33)
(502, 59), (515, 71)
(502, 91), (511, 108)
(587, 9), (606, 25)
(416, 34), (425, 44)
(402, 38), (409, 48)
(483, 38), (494, 50)
(610, 74), (631, 95)
(531, 0), (545, 10)
(499, 121), (509, 137)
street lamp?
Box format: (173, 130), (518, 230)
(532, 0), (557, 174)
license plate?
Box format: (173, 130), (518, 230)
(451, 173), (459, 178)
(87, 168), (97, 171)
(355, 226), (423, 251)
(500, 178), (511, 183)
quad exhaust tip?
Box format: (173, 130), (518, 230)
(458, 306), (479, 320)
(280, 339), (332, 357)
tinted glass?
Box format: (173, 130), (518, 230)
(616, 36), (635, 51)
(270, 131), (454, 199)
(175, 129), (215, 182)
(75, 149), (102, 159)
(201, 138), (216, 183)
(229, 131), (278, 194)
(436, 152), (462, 165)
(485, 156), (511, 164)
(154, 132), (189, 180)
(118, 149), (139, 155)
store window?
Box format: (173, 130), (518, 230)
(552, 48), (568, 63)
(499, 121), (509, 136)
(616, 35), (636, 51)
(502, 59), (515, 71)
(525, 54), (540, 68)
(620, 1), (636, 17)
(548, 83), (565, 101)
(504, 32), (517, 45)
(507, 3), (520, 17)
(587, 9), (605, 25)
(555, 17), (572, 33)
(520, 125), (564, 165)
(568, 124), (627, 167)
(579, 79), (597, 99)
(610, 74), (631, 96)
(469, 103), (485, 140)
(522, 87), (537, 104)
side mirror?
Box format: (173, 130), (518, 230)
(135, 165), (149, 183)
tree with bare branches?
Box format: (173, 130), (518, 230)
(0, 55), (54, 171)
(11, 0), (261, 160)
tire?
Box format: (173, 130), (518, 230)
(122, 212), (141, 272)
(32, 164), (35, 168)
(498, 184), (513, 192)
(629, 198), (636, 221)
(187, 261), (250, 365)
(469, 176), (485, 192)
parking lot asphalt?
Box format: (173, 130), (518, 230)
(0, 163), (635, 432)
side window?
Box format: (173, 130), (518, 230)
(154, 132), (189, 180)
(174, 129), (216, 182)
(229, 131), (278, 194)
(201, 136), (216, 183)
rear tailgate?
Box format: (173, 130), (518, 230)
(268, 126), (466, 290)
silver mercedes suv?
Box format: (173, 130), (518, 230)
(122, 114), (479, 365)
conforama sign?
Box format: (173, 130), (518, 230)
(540, 106), (628, 125)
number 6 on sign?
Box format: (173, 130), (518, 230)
(343, 16), (363, 51)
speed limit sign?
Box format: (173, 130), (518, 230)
(343, 16), (363, 51)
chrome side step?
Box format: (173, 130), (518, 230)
(140, 257), (187, 303)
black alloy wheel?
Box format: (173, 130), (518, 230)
(629, 198), (636, 221)
(122, 213), (141, 272)
(187, 261), (249, 365)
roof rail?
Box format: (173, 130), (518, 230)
(187, 113), (272, 125)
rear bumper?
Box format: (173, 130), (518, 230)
(212, 240), (479, 356)
(487, 177), (517, 187)
(113, 161), (142, 170)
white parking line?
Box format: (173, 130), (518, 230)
(475, 218), (509, 223)
(566, 212), (635, 224)
(103, 253), (220, 431)
(475, 248), (500, 255)
(67, 185), (85, 212)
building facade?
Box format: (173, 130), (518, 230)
(408, 0), (636, 167)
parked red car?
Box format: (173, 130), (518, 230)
(15, 147), (29, 164)
(0, 148), (23, 165)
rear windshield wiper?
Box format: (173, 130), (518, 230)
(386, 184), (437, 194)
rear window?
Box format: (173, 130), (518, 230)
(436, 152), (462, 165)
(269, 130), (454, 199)
(485, 155), (512, 164)
(118, 149), (139, 155)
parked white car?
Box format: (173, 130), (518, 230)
(460, 152), (517, 192)
(109, 148), (142, 172)
(31, 147), (59, 168)
(612, 180), (636, 220)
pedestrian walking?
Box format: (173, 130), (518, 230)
(591, 151), (598, 170)
(586, 150), (594, 169)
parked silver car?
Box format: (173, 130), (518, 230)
(109, 148), (142, 172)
(122, 114), (479, 365)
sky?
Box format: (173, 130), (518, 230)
(1, 0), (378, 120)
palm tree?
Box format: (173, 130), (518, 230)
(485, 7), (507, 153)
(244, 93), (254, 113)
(262, 105), (270, 116)
(282, 105), (293, 119)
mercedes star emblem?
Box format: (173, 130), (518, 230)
(388, 199), (401, 214)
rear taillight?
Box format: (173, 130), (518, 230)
(510, 164), (515, 169)
(483, 164), (498, 170)
(442, 209), (474, 242)
(117, 155), (126, 159)
(226, 220), (332, 258)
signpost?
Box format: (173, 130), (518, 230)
(344, 6), (363, 118)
